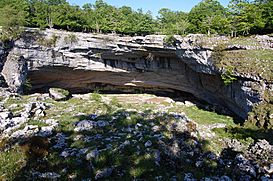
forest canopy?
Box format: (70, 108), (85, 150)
(0, 0), (272, 39)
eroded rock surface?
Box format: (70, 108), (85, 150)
(0, 29), (271, 118)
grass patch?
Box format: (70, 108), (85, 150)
(182, 106), (235, 126)
(0, 146), (27, 181)
(213, 126), (273, 145)
(217, 49), (273, 82)
(28, 119), (49, 127)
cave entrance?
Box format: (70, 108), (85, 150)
(26, 79), (235, 119)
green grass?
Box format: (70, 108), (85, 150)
(28, 119), (49, 127)
(0, 146), (26, 181)
(220, 49), (273, 82)
(184, 106), (234, 125)
(227, 37), (261, 47)
(214, 126), (273, 145)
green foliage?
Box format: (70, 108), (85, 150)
(188, 0), (229, 35)
(22, 79), (32, 94)
(213, 46), (273, 82)
(0, 146), (26, 181)
(91, 91), (102, 102)
(221, 66), (237, 85)
(109, 97), (121, 107)
(228, 0), (265, 36)
(212, 44), (238, 85)
(182, 105), (234, 126)
(214, 126), (273, 145)
(163, 35), (177, 47)
(0, 0), (272, 36)
(0, 0), (28, 41)
(212, 43), (227, 66)
(158, 8), (189, 35)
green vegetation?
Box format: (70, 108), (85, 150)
(220, 67), (237, 85)
(22, 79), (32, 94)
(0, 0), (28, 41)
(213, 48), (273, 82)
(245, 90), (273, 129)
(64, 33), (78, 44)
(163, 35), (177, 47)
(182, 106), (235, 126)
(0, 0), (272, 39)
(38, 34), (59, 47)
(0, 146), (26, 180)
(214, 126), (273, 145)
(0, 93), (272, 180)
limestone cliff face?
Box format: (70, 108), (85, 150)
(0, 29), (266, 119)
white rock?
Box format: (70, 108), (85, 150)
(0, 111), (12, 120)
(145, 140), (152, 147)
(95, 167), (113, 180)
(86, 149), (99, 160)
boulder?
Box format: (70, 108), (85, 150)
(49, 88), (70, 101)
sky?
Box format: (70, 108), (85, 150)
(67, 0), (230, 16)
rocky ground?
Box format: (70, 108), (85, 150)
(0, 89), (272, 180)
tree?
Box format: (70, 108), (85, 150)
(188, 0), (228, 35)
(157, 8), (188, 35)
(0, 0), (28, 41)
(228, 0), (265, 35)
(29, 0), (67, 29)
(254, 0), (273, 34)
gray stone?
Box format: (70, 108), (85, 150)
(184, 173), (196, 181)
(95, 167), (113, 180)
(33, 172), (61, 180)
(220, 176), (232, 181)
(38, 126), (55, 137)
(145, 140), (152, 147)
(0, 111), (12, 120)
(49, 88), (70, 101)
(74, 120), (96, 132)
(53, 133), (67, 149)
(86, 149), (99, 160)
(97, 120), (109, 127)
(154, 149), (161, 166)
(1, 54), (27, 93)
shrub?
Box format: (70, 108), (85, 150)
(22, 79), (32, 94)
(110, 97), (121, 107)
(220, 66), (237, 85)
(38, 34), (59, 47)
(212, 43), (227, 67)
(64, 33), (78, 44)
(91, 90), (102, 102)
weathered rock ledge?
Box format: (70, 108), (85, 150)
(0, 28), (271, 119)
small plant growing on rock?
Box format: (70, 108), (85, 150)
(22, 79), (32, 94)
(221, 66), (237, 85)
(91, 90), (102, 102)
(110, 97), (121, 107)
(38, 34), (59, 47)
(163, 35), (177, 47)
(245, 90), (273, 129)
(64, 33), (78, 44)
